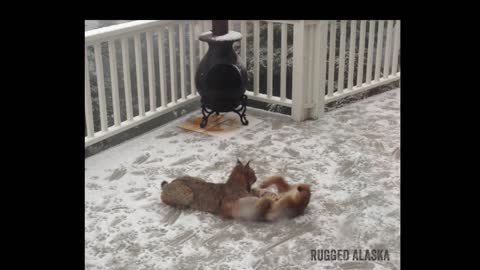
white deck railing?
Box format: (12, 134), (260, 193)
(85, 20), (203, 146)
(85, 20), (400, 147)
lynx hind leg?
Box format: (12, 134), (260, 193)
(259, 176), (290, 193)
(160, 180), (194, 208)
(229, 197), (272, 221)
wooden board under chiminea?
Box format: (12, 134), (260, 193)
(177, 112), (262, 138)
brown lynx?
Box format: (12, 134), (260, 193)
(161, 160), (272, 221)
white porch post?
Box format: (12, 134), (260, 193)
(310, 20), (328, 119)
(291, 20), (307, 121)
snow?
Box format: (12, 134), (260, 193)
(199, 31), (243, 42)
(85, 89), (400, 270)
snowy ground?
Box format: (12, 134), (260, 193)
(85, 89), (400, 270)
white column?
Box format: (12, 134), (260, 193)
(291, 20), (307, 121)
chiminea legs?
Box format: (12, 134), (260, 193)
(200, 105), (215, 128)
(232, 95), (249, 125)
(199, 95), (249, 128)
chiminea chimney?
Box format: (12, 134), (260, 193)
(212, 20), (228, 36)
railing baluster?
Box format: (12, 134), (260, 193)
(196, 21), (203, 58)
(121, 38), (133, 121)
(338, 20), (347, 93)
(108, 40), (121, 126)
(157, 29), (167, 107)
(240, 21), (247, 65)
(383, 20), (394, 78)
(85, 48), (94, 137)
(189, 21), (196, 96)
(327, 20), (336, 97)
(267, 22), (273, 98)
(374, 20), (384, 81)
(366, 20), (376, 84)
(201, 20), (209, 57)
(168, 25), (177, 103)
(347, 20), (357, 91)
(253, 20), (260, 96)
(179, 23), (186, 100)
(134, 33), (145, 116)
(204, 20), (210, 31)
(94, 43), (108, 131)
(356, 20), (366, 87)
(391, 20), (400, 75)
(280, 23), (287, 101)
(146, 32), (156, 111)
(197, 21), (203, 57)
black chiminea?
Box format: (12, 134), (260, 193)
(195, 20), (249, 128)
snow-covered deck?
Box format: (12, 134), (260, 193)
(85, 89), (400, 270)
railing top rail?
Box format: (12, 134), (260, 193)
(85, 20), (305, 45)
(85, 20), (180, 45)
(262, 20), (300, 25)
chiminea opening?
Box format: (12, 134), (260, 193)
(206, 65), (242, 91)
(204, 64), (243, 110)
(195, 20), (249, 128)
